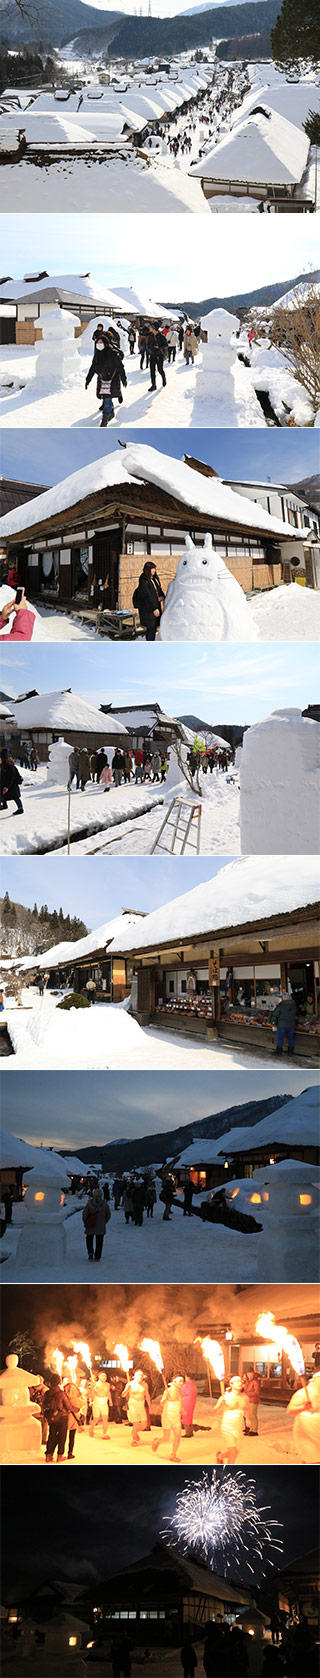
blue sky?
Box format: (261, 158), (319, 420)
(2, 1067), (318, 1148)
(1, 427), (319, 488)
(2, 855), (230, 928)
(2, 642), (318, 721)
(1, 214), (319, 302)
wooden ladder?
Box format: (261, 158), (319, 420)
(150, 798), (202, 856)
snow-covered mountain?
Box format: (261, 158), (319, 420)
(71, 1093), (292, 1171)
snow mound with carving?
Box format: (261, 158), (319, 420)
(159, 533), (257, 642)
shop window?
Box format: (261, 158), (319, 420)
(168, 980), (175, 994)
(181, 980), (187, 993)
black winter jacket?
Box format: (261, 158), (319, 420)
(86, 344), (127, 401)
(137, 572), (164, 630)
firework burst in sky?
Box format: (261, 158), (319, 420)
(163, 1471), (283, 1580)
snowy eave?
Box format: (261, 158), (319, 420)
(108, 857), (320, 957)
(215, 1087), (319, 1155)
(17, 910), (144, 973)
(191, 110), (308, 184)
(10, 688), (128, 735)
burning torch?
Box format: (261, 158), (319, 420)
(255, 1312), (309, 1398)
(139, 1339), (167, 1390)
(114, 1344), (130, 1375)
(196, 1338), (226, 1400)
(72, 1341), (92, 1372)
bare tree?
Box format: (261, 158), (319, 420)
(0, 1), (47, 30)
(268, 275), (320, 416)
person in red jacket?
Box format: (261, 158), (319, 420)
(0, 590), (35, 641)
(7, 563), (21, 590)
(181, 1377), (198, 1438)
(243, 1365), (261, 1436)
(134, 747), (144, 784)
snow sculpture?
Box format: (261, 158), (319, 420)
(9, 1160), (67, 1277)
(257, 1166), (318, 1282)
(47, 737), (71, 787)
(240, 708), (320, 854)
(159, 533), (257, 642)
(0, 1354), (42, 1460)
(35, 307), (82, 388)
(215, 1377), (246, 1463)
(197, 306), (240, 403)
(287, 1372), (320, 1463)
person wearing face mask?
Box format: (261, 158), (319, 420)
(85, 331), (127, 427)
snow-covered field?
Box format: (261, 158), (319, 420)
(0, 332), (313, 430)
(2, 990), (272, 1073)
(0, 766), (239, 857)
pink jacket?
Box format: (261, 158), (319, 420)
(0, 608), (35, 642)
(100, 765), (112, 786)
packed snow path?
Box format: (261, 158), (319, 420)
(1, 768), (239, 857)
(2, 1190), (260, 1284)
(0, 769), (165, 856)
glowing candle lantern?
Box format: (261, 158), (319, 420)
(9, 1160), (68, 1277)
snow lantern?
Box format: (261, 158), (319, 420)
(197, 306), (240, 401)
(47, 737), (71, 787)
(240, 708), (320, 854)
(256, 1166), (318, 1282)
(159, 532), (257, 642)
(0, 1354), (42, 1461)
(9, 1158), (68, 1277)
(34, 308), (82, 388)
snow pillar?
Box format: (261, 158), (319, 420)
(47, 737), (71, 787)
(257, 1168), (318, 1282)
(34, 307), (82, 388)
(240, 708), (320, 853)
(196, 306), (240, 402)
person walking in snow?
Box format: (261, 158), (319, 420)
(146, 1181), (156, 1218)
(147, 326), (167, 392)
(123, 750), (132, 785)
(99, 759), (112, 792)
(167, 327), (178, 363)
(273, 991), (297, 1057)
(112, 748), (124, 788)
(63, 1376), (85, 1461)
(83, 1188), (110, 1262)
(124, 1370), (148, 1446)
(128, 325), (136, 355)
(160, 754), (168, 782)
(180, 1637), (198, 1678)
(183, 325), (198, 365)
(152, 1376), (184, 1462)
(85, 335), (127, 427)
(0, 755), (24, 815)
(134, 747), (144, 783)
(183, 1180), (193, 1217)
(68, 748), (79, 789)
(78, 746), (90, 791)
(138, 325), (149, 369)
(151, 751), (161, 781)
(44, 1375), (69, 1463)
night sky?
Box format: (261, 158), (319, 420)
(1, 1468), (318, 1604)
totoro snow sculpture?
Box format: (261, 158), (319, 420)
(159, 533), (257, 642)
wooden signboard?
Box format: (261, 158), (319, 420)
(209, 955), (220, 987)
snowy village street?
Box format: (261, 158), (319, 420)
(0, 763), (240, 857)
(1, 990), (276, 1073)
(0, 329), (314, 430)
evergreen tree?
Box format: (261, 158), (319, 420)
(271, 0), (320, 72)
(304, 110), (320, 146)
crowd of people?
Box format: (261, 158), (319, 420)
(67, 742), (169, 791)
(84, 313), (205, 428)
(86, 1615), (319, 1678)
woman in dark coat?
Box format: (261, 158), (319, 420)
(137, 562), (165, 641)
(85, 336), (127, 427)
(0, 755), (24, 814)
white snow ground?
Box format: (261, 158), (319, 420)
(0, 769), (165, 856)
(1, 1187), (260, 1283)
(2, 990), (272, 1073)
(0, 767), (239, 857)
(0, 1391), (301, 1466)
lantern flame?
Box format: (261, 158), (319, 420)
(255, 1313), (305, 1376)
(114, 1343), (130, 1374)
(72, 1341), (92, 1370)
(197, 1338), (225, 1381)
(139, 1338), (164, 1374)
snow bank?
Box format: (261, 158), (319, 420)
(240, 709), (320, 854)
(251, 584), (320, 643)
(110, 855), (320, 955)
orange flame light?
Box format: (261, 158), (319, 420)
(114, 1343), (130, 1373)
(255, 1312), (305, 1377)
(53, 1348), (64, 1379)
(196, 1338), (225, 1383)
(72, 1341), (92, 1370)
(139, 1338), (164, 1374)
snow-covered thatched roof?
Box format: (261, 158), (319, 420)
(0, 442), (303, 545)
(10, 689), (127, 736)
(230, 80), (320, 135)
(176, 1140), (224, 1166)
(18, 909), (145, 974)
(0, 1129), (72, 1182)
(0, 272), (126, 311)
(215, 1086), (319, 1156)
(191, 110), (309, 186)
(110, 287), (180, 322)
(109, 856), (319, 956)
